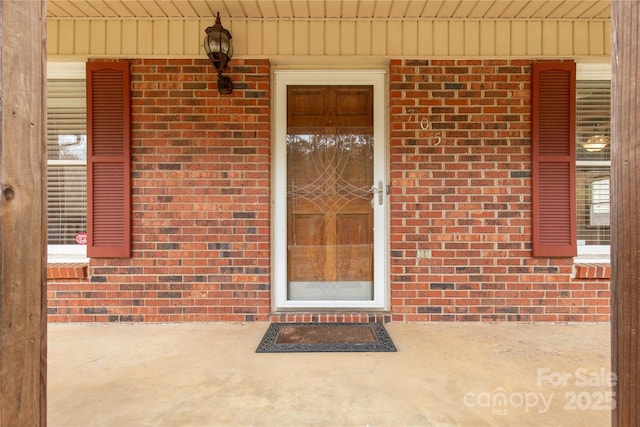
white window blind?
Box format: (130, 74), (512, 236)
(576, 80), (611, 248)
(47, 78), (87, 246)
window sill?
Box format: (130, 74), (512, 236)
(47, 263), (88, 280)
(574, 263), (611, 280)
(48, 245), (87, 263)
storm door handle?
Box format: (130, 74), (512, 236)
(369, 180), (384, 206)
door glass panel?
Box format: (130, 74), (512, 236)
(287, 85), (374, 301)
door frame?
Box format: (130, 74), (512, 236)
(272, 69), (388, 311)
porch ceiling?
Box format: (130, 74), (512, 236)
(47, 0), (611, 20)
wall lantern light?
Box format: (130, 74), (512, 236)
(204, 12), (233, 94)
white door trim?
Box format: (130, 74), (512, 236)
(272, 69), (388, 310)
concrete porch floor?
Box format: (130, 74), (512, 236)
(48, 322), (612, 427)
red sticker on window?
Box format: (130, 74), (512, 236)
(76, 232), (87, 245)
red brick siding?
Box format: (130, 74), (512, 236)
(50, 58), (272, 322)
(46, 58), (610, 323)
(389, 59), (609, 322)
(47, 263), (91, 322)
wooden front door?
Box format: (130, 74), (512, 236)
(286, 85), (374, 300)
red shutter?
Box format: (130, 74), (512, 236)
(531, 61), (577, 257)
(86, 62), (131, 258)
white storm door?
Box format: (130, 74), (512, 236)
(273, 70), (387, 310)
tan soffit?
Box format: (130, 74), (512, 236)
(47, 0), (612, 59)
(48, 0), (611, 20)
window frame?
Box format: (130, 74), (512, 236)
(575, 63), (611, 263)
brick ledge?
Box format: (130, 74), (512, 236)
(269, 312), (392, 323)
(47, 263), (89, 280)
(574, 263), (610, 279)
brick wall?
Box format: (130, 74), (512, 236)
(388, 59), (610, 322)
(47, 263), (91, 322)
(47, 58), (610, 322)
(50, 58), (272, 322)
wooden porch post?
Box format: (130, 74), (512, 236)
(0, 0), (47, 425)
(611, 0), (640, 425)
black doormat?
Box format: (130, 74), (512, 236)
(256, 322), (397, 353)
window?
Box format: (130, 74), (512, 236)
(576, 65), (611, 261)
(47, 63), (87, 261)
